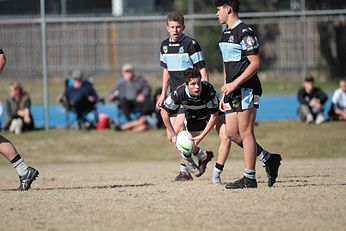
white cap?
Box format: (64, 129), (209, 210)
(121, 63), (134, 72)
(72, 69), (83, 79)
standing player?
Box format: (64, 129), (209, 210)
(162, 68), (281, 186)
(0, 47), (39, 191)
(157, 11), (212, 181)
(215, 0), (282, 189)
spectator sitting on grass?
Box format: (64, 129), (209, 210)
(113, 88), (164, 132)
(4, 82), (34, 134)
(297, 74), (328, 124)
(328, 79), (346, 121)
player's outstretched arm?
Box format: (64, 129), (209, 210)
(0, 52), (6, 74)
(160, 109), (177, 146)
(192, 113), (218, 146)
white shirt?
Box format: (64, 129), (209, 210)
(332, 88), (346, 111)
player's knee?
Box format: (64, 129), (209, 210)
(219, 131), (231, 144)
(239, 129), (254, 141)
(223, 129), (239, 143)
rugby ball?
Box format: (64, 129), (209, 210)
(176, 130), (195, 154)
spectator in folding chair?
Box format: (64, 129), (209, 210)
(109, 63), (151, 124)
(58, 70), (99, 130)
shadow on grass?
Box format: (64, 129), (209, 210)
(1, 183), (154, 192)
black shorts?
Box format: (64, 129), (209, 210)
(0, 135), (10, 144)
(186, 115), (210, 132)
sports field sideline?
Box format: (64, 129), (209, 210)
(0, 121), (345, 230)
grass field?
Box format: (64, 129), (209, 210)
(0, 121), (345, 230)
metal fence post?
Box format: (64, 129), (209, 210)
(40, 0), (50, 129)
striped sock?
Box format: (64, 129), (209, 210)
(243, 169), (256, 180)
(10, 154), (28, 176)
(258, 150), (271, 164)
(193, 148), (205, 161)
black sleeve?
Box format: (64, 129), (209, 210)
(161, 93), (180, 114)
(187, 40), (206, 69)
(297, 88), (308, 105)
(162, 86), (185, 114)
(5, 99), (17, 117)
(23, 95), (31, 109)
(316, 88), (328, 104)
(241, 27), (260, 56)
(160, 41), (168, 69)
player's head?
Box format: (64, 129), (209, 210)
(339, 79), (346, 93)
(182, 68), (201, 97)
(166, 11), (185, 42)
(121, 63), (135, 80)
(303, 74), (315, 93)
(215, 0), (240, 24)
(9, 81), (24, 98)
(72, 69), (83, 88)
(215, 0), (239, 11)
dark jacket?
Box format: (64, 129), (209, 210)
(297, 87), (328, 107)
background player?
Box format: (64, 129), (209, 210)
(215, 0), (282, 189)
(156, 11), (210, 181)
(0, 47), (39, 191)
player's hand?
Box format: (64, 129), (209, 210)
(171, 134), (177, 148)
(88, 96), (96, 102)
(191, 134), (204, 146)
(219, 94), (226, 112)
(156, 95), (165, 109)
(221, 82), (237, 96)
(136, 94), (145, 103)
(219, 100), (226, 112)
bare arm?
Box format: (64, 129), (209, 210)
(0, 53), (6, 74)
(156, 68), (170, 108)
(192, 113), (218, 146)
(219, 66), (227, 112)
(199, 67), (209, 82)
(221, 55), (261, 95)
(160, 109), (177, 145)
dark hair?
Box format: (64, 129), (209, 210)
(167, 11), (184, 25)
(182, 68), (201, 83)
(214, 0), (240, 13)
(304, 74), (314, 83)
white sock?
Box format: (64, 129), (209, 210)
(180, 164), (188, 173)
(213, 166), (222, 175)
(12, 157), (29, 176)
(212, 167), (222, 184)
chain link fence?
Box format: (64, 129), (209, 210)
(0, 11), (345, 80)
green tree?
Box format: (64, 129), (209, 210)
(307, 1), (346, 79)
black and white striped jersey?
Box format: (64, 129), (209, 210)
(160, 34), (206, 92)
(219, 19), (262, 96)
(162, 81), (219, 121)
